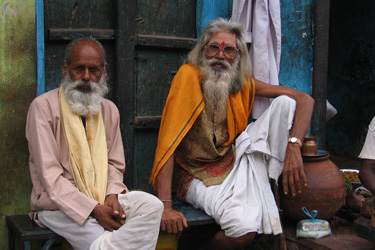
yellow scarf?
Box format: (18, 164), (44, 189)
(59, 87), (108, 204)
(150, 64), (255, 186)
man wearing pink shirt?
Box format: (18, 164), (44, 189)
(26, 37), (163, 250)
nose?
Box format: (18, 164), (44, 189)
(216, 50), (225, 59)
(82, 68), (90, 82)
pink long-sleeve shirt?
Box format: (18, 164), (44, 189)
(26, 88), (128, 226)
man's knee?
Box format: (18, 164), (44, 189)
(144, 193), (163, 214)
(227, 232), (256, 247)
(273, 95), (296, 109)
(127, 191), (163, 214)
(269, 95), (296, 121)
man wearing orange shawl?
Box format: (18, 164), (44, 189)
(151, 18), (314, 249)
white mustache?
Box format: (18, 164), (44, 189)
(208, 58), (231, 69)
(61, 74), (108, 116)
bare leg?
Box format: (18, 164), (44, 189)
(203, 230), (256, 250)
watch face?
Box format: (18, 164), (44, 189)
(291, 137), (297, 143)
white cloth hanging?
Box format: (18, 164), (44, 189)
(232, 0), (282, 119)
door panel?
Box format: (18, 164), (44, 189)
(129, 0), (197, 192)
(136, 48), (187, 116)
(44, 0), (117, 100)
(133, 48), (189, 190)
(137, 0), (196, 37)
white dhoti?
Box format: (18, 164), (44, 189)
(186, 95), (296, 237)
(38, 191), (163, 250)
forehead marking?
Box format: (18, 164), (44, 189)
(220, 41), (225, 50)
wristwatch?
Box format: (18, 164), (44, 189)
(288, 137), (302, 148)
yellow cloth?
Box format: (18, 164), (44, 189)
(59, 87), (108, 204)
(150, 64), (255, 186)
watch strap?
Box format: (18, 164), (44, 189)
(288, 137), (302, 148)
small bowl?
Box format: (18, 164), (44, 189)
(340, 169), (361, 188)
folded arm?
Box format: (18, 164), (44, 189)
(254, 79), (315, 196)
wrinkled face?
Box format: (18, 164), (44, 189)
(205, 31), (238, 67)
(62, 41), (107, 91)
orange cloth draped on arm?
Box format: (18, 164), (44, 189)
(150, 64), (255, 187)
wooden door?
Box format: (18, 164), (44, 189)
(117, 1), (196, 192)
(44, 0), (196, 193)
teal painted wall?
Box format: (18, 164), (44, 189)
(0, 0), (36, 248)
(196, 0), (233, 38)
(279, 0), (314, 94)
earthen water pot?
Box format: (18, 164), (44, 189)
(279, 151), (346, 221)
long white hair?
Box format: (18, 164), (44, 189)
(187, 17), (252, 93)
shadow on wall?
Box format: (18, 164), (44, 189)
(327, 0), (375, 159)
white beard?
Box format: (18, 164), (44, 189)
(61, 74), (108, 117)
(200, 57), (240, 116)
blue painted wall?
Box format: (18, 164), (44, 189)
(36, 0), (45, 95)
(279, 0), (313, 95)
(196, 0), (233, 38)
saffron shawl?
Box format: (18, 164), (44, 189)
(150, 64), (255, 186)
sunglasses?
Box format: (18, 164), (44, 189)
(205, 43), (239, 59)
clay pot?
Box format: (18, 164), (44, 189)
(301, 135), (318, 156)
(280, 152), (346, 221)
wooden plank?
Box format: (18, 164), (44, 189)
(137, 0), (196, 38)
(134, 116), (161, 129)
(116, 0), (137, 189)
(136, 34), (196, 49)
(135, 132), (159, 193)
(6, 215), (62, 241)
(48, 28), (115, 40)
(135, 49), (185, 117)
(172, 201), (215, 227)
(44, 1), (115, 29)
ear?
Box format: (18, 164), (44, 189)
(104, 63), (108, 78)
(62, 60), (68, 77)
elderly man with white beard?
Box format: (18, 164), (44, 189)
(151, 18), (315, 250)
(26, 37), (163, 250)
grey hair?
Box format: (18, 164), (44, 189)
(187, 17), (252, 87)
(64, 37), (107, 66)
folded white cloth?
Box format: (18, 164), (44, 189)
(186, 96), (296, 237)
(38, 191), (163, 250)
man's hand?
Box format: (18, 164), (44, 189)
(282, 143), (307, 196)
(105, 194), (126, 225)
(160, 207), (188, 238)
(156, 154), (187, 237)
(91, 194), (125, 231)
